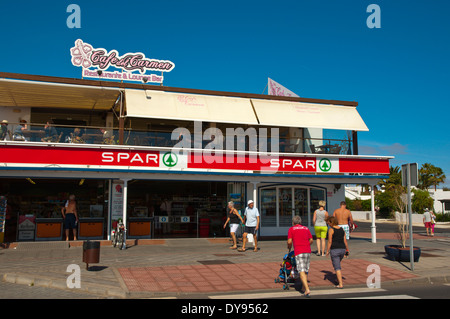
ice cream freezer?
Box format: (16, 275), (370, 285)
(35, 218), (63, 241)
(78, 218), (104, 240)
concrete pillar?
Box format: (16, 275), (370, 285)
(122, 178), (130, 249)
(370, 184), (376, 243)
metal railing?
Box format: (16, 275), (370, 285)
(1, 122), (354, 155)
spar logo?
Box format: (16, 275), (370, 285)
(162, 152), (178, 167)
(318, 158), (332, 172)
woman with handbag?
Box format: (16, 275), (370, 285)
(223, 201), (244, 249)
(430, 210), (436, 237)
(326, 216), (349, 289)
(423, 208), (433, 237)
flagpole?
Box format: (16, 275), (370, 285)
(262, 82), (268, 95)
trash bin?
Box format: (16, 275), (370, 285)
(83, 240), (100, 270)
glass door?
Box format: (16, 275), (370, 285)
(310, 188), (326, 216)
(260, 188), (276, 227)
(278, 187), (293, 227)
(294, 188), (308, 226)
(259, 185), (326, 229)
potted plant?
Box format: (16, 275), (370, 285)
(383, 184), (421, 262)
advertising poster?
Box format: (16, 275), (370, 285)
(111, 181), (124, 221)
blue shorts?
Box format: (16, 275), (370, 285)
(244, 226), (257, 235)
(64, 213), (77, 229)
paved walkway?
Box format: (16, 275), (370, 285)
(1, 221), (449, 298)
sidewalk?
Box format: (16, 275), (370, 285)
(1, 225), (450, 298)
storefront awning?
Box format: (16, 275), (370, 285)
(0, 79), (121, 110)
(125, 89), (369, 131)
(125, 89), (259, 125)
(250, 98), (369, 131)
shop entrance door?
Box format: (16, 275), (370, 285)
(279, 187), (308, 227)
(260, 186), (324, 232)
(278, 187), (293, 227)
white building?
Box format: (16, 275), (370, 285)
(429, 189), (450, 214)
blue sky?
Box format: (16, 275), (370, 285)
(0, 0), (449, 187)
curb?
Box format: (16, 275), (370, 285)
(2, 273), (128, 299)
(3, 270), (449, 299)
(384, 275), (450, 286)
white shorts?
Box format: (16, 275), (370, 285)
(230, 223), (239, 233)
(339, 224), (350, 240)
(295, 253), (311, 273)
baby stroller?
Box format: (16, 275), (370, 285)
(274, 250), (296, 290)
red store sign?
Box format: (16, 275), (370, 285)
(0, 145), (390, 174)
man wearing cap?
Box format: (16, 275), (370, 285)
(0, 120), (8, 140)
(238, 200), (260, 252)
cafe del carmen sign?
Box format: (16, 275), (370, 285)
(70, 39), (175, 84)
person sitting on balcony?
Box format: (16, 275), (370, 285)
(70, 127), (85, 143)
(41, 121), (58, 142)
(13, 120), (27, 141)
(0, 120), (8, 140)
(100, 128), (115, 144)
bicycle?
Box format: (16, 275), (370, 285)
(111, 218), (126, 250)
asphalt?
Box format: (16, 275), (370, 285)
(1, 220), (449, 299)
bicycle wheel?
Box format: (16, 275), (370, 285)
(118, 231), (125, 250)
(112, 231), (118, 247)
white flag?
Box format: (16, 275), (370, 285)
(268, 78), (299, 97)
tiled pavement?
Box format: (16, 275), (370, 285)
(117, 258), (418, 295)
(1, 222), (450, 298)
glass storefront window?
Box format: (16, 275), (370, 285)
(310, 188), (326, 214)
(260, 185), (325, 228)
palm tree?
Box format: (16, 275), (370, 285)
(419, 163), (446, 190)
(378, 166), (402, 190)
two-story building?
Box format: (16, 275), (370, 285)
(0, 72), (390, 243)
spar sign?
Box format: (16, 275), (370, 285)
(70, 39), (175, 83)
(0, 145), (389, 174)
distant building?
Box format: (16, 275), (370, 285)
(429, 189), (450, 214)
(345, 185), (371, 201)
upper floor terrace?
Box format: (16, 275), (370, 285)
(0, 72), (367, 158)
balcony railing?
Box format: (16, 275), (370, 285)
(1, 123), (354, 155)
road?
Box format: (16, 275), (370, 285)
(207, 283), (450, 300)
(355, 220), (449, 237)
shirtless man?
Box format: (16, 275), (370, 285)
(61, 194), (79, 241)
(333, 201), (353, 240)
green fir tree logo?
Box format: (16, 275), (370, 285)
(162, 152), (178, 167)
(319, 158), (332, 172)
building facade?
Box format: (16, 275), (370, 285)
(0, 72), (390, 243)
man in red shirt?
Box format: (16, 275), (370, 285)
(287, 215), (313, 297)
